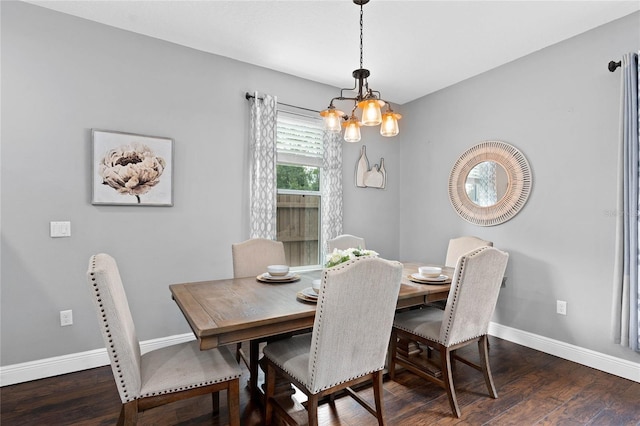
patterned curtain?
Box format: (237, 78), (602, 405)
(322, 131), (343, 256)
(248, 92), (278, 239)
(611, 52), (639, 352)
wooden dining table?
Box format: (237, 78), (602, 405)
(169, 261), (453, 399)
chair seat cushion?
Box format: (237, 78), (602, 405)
(139, 341), (241, 398)
(393, 307), (444, 343)
(263, 334), (312, 388)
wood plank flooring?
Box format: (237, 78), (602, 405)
(2, 337), (639, 425)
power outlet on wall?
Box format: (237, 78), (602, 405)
(60, 310), (73, 326)
(556, 300), (567, 315)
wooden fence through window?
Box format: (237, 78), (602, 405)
(277, 194), (320, 266)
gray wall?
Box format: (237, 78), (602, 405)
(2, 0), (638, 370)
(0, 1), (400, 366)
(399, 11), (640, 363)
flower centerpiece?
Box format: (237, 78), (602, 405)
(325, 247), (379, 268)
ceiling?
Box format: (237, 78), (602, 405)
(25, 0), (640, 105)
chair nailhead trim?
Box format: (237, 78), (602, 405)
(139, 374), (241, 398)
(442, 247), (487, 344)
(305, 257), (381, 392)
(90, 256), (133, 402)
(90, 255), (241, 403)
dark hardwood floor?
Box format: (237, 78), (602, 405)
(2, 337), (639, 425)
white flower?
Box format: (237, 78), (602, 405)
(99, 143), (166, 203)
(325, 247), (379, 268)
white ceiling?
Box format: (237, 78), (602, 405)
(24, 0), (640, 105)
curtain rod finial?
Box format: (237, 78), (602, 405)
(608, 60), (621, 72)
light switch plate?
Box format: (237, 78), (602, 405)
(50, 221), (71, 237)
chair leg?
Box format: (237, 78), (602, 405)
(440, 346), (461, 418)
(478, 335), (498, 398)
(307, 394), (319, 426)
(227, 378), (241, 426)
(388, 329), (397, 380)
(264, 362), (276, 426)
(118, 400), (138, 426)
(372, 370), (386, 426)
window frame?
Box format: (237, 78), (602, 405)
(275, 110), (325, 270)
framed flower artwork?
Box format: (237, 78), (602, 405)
(91, 129), (173, 206)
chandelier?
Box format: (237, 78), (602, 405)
(320, 0), (401, 143)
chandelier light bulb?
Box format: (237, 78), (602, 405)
(322, 111), (344, 133)
(380, 111), (401, 137)
(320, 107), (345, 133)
(343, 116), (362, 142)
(359, 99), (383, 126)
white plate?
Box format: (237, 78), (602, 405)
(257, 272), (300, 283)
(261, 272), (296, 280)
(410, 273), (448, 282)
(297, 287), (318, 302)
(301, 287), (318, 298)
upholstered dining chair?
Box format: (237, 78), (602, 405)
(263, 256), (403, 426)
(427, 236), (494, 311)
(326, 233), (366, 252)
(231, 238), (288, 391)
(232, 237), (286, 278)
(444, 236), (493, 267)
(231, 238), (287, 367)
(389, 246), (509, 418)
(86, 254), (241, 426)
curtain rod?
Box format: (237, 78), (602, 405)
(608, 60), (621, 72)
(244, 92), (320, 114)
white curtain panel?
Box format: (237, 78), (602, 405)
(611, 52), (639, 352)
(248, 92), (278, 240)
(321, 131), (343, 256)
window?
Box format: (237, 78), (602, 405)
(276, 111), (323, 267)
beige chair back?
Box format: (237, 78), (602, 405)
(307, 256), (402, 394)
(444, 236), (493, 267)
(441, 247), (508, 346)
(232, 238), (286, 278)
(87, 253), (142, 402)
(327, 234), (366, 252)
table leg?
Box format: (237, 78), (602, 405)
(396, 336), (423, 359)
(248, 338), (297, 404)
(249, 340), (261, 401)
(393, 334), (444, 378)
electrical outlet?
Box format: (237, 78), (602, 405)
(60, 310), (73, 326)
(556, 300), (567, 315)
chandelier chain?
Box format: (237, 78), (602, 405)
(359, 3), (364, 69)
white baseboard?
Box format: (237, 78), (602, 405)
(0, 333), (195, 387)
(488, 322), (640, 383)
(2, 327), (638, 386)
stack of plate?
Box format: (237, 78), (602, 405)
(256, 272), (300, 283)
(408, 273), (449, 284)
(296, 287), (318, 303)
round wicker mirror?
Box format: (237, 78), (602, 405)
(448, 140), (532, 226)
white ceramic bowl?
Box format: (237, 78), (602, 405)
(267, 265), (289, 276)
(312, 279), (322, 294)
(418, 266), (442, 278)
